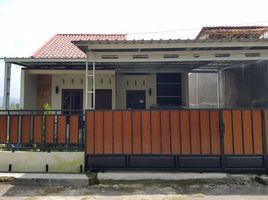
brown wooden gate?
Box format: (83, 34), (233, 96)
(85, 109), (268, 172)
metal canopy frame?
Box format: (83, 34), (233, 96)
(3, 38), (268, 109)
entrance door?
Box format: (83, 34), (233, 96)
(95, 89), (112, 109)
(126, 90), (146, 109)
(62, 89), (83, 114)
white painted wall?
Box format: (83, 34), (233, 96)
(51, 72), (116, 110)
(0, 151), (84, 173)
(21, 69), (189, 110)
(20, 69), (37, 109)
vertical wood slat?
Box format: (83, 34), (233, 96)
(95, 111), (104, 154)
(21, 115), (31, 144)
(170, 111), (180, 154)
(223, 110), (233, 154)
(242, 110), (254, 154)
(232, 110), (244, 154)
(265, 110), (268, 154)
(141, 111), (151, 154)
(103, 111), (113, 154)
(200, 110), (211, 154)
(151, 111), (161, 154)
(190, 110), (201, 154)
(132, 111), (141, 154)
(45, 115), (54, 144)
(9, 115), (19, 143)
(210, 110), (221, 155)
(113, 111), (123, 154)
(161, 111), (171, 154)
(180, 110), (191, 154)
(33, 115), (42, 144)
(69, 115), (79, 144)
(0, 116), (7, 143)
(123, 111), (132, 154)
(57, 115), (66, 144)
(252, 110), (263, 154)
(86, 112), (94, 155)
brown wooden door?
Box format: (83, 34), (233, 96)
(95, 89), (112, 109)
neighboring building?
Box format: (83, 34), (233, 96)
(189, 26), (268, 108)
(196, 26), (268, 39)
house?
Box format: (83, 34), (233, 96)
(2, 27), (268, 172)
(3, 26), (268, 111)
(3, 34), (191, 111)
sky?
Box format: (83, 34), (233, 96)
(1, 0), (268, 100)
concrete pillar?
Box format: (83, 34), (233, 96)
(3, 62), (11, 109)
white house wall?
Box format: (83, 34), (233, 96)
(51, 72), (116, 110)
(22, 69), (188, 110)
(20, 69), (37, 109)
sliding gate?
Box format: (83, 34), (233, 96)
(85, 109), (268, 172)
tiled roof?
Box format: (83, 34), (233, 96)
(196, 26), (268, 40)
(32, 34), (126, 59)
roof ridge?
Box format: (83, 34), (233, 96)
(31, 34), (58, 58)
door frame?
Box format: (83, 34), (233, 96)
(126, 90), (146, 109)
(94, 89), (113, 110)
(61, 89), (83, 111)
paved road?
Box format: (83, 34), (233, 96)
(0, 177), (268, 200)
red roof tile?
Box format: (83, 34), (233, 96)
(32, 34), (126, 59)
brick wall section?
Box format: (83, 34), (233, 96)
(37, 75), (52, 109)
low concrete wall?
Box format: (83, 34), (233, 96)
(0, 151), (84, 173)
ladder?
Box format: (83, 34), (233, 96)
(85, 53), (95, 109)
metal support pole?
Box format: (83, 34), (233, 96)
(85, 59), (88, 109)
(3, 62), (11, 109)
(217, 69), (221, 109)
(92, 54), (96, 109)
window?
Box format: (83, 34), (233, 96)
(156, 73), (182, 107)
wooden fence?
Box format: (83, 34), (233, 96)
(0, 111), (84, 148)
(85, 109), (268, 172)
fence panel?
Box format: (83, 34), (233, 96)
(85, 109), (222, 156)
(200, 110), (211, 154)
(242, 110), (254, 154)
(57, 115), (66, 144)
(190, 110), (201, 154)
(252, 110), (263, 154)
(33, 115), (42, 144)
(113, 111), (123, 154)
(9, 115), (19, 144)
(69, 115), (79, 144)
(45, 115), (54, 144)
(0, 115), (7, 143)
(122, 111), (132, 154)
(141, 111), (151, 154)
(180, 110), (191, 154)
(103, 111), (113, 154)
(161, 111), (171, 154)
(21, 115), (31, 144)
(223, 109), (264, 155)
(170, 111), (180, 154)
(95, 111), (104, 154)
(0, 111), (84, 149)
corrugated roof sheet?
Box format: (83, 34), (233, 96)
(32, 34), (126, 59)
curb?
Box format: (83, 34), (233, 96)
(0, 173), (89, 187)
